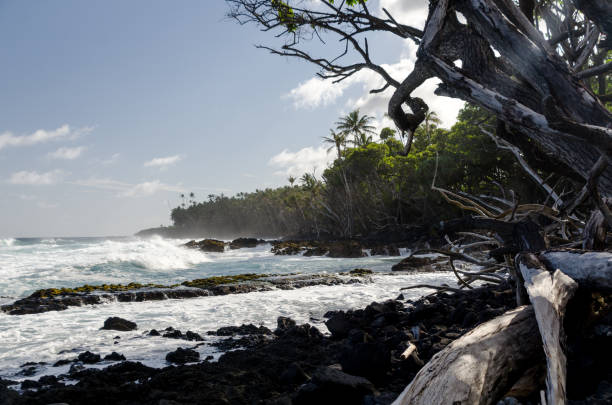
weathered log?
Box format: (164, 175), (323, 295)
(539, 251), (612, 290)
(517, 253), (579, 405)
(392, 306), (541, 405)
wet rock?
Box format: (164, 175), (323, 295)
(104, 352), (126, 361)
(165, 347), (200, 364)
(348, 268), (373, 276)
(101, 316), (137, 331)
(38, 375), (59, 386)
(17, 366), (37, 377)
(69, 364), (85, 374)
(77, 351), (101, 364)
(325, 312), (355, 339)
(276, 316), (296, 331)
(185, 239), (225, 252)
(163, 329), (184, 339)
(212, 324), (272, 336)
(212, 334), (273, 351)
(52, 358), (74, 367)
(303, 246), (329, 256)
(229, 238), (261, 249)
(21, 379), (41, 390)
(271, 241), (306, 255)
(148, 329), (161, 336)
(185, 331), (204, 341)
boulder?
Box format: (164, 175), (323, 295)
(101, 317), (137, 331)
(229, 238), (260, 249)
(212, 324), (272, 336)
(104, 352), (126, 361)
(193, 239), (226, 253)
(165, 347), (200, 364)
(271, 242), (305, 255)
(325, 312), (355, 339)
(77, 351), (101, 364)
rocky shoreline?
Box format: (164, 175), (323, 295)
(1, 271), (372, 316)
(2, 282), (611, 404)
(0, 283), (517, 404)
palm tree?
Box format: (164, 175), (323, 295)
(423, 110), (442, 144)
(321, 129), (346, 158)
(352, 132), (373, 147)
(288, 176), (296, 186)
(335, 109), (376, 146)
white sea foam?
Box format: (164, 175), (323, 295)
(0, 236), (213, 298)
(0, 272), (456, 380)
(0, 238), (16, 247)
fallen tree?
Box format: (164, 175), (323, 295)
(227, 0), (612, 403)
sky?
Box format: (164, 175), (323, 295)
(0, 0), (463, 237)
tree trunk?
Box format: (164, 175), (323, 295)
(517, 253), (579, 405)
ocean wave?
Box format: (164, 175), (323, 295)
(0, 238), (16, 247)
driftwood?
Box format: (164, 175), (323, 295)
(517, 253), (578, 405)
(394, 251), (612, 405)
(540, 251), (612, 290)
(392, 306), (541, 405)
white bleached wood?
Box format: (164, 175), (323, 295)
(392, 306), (540, 405)
(518, 254), (579, 405)
(540, 251), (612, 290)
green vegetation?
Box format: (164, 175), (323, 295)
(347, 268), (373, 276)
(169, 105), (553, 239)
(30, 274), (276, 298)
(181, 274), (268, 288)
(32, 282), (171, 298)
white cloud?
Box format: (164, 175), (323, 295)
(378, 0), (429, 30)
(269, 146), (335, 177)
(0, 125), (93, 150)
(119, 180), (184, 198)
(48, 146), (85, 160)
(9, 170), (65, 185)
(144, 155), (182, 169)
(285, 76), (354, 109)
(74, 177), (185, 198)
(73, 178), (132, 191)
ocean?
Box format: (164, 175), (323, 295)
(0, 236), (455, 381)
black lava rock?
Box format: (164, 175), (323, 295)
(101, 317), (137, 331)
(104, 352), (126, 361)
(165, 348), (200, 364)
(77, 351), (101, 364)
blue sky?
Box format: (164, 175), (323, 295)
(0, 0), (462, 237)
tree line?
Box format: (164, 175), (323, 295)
(170, 105), (552, 239)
